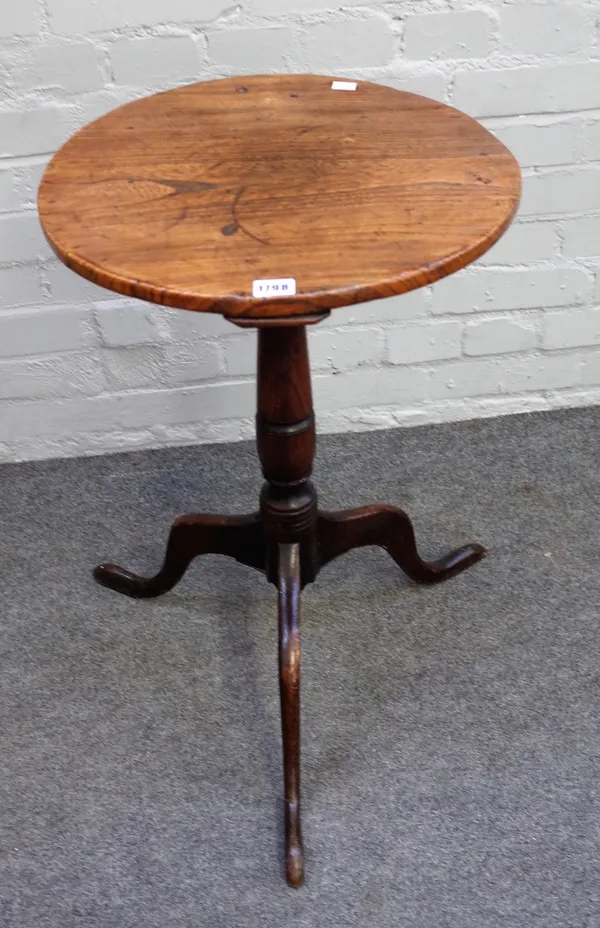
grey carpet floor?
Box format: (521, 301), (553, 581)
(1, 407), (600, 927)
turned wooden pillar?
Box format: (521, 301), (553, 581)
(256, 326), (319, 586)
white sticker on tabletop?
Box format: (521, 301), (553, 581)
(331, 81), (357, 92)
(252, 278), (297, 298)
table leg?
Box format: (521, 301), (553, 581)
(316, 505), (486, 583)
(277, 541), (304, 887)
(94, 512), (265, 597)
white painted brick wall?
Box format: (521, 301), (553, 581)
(208, 27), (300, 74)
(1, 0), (600, 463)
(543, 308), (600, 350)
(0, 353), (106, 400)
(310, 327), (385, 372)
(498, 3), (590, 57)
(5, 42), (104, 95)
(109, 37), (201, 87)
(474, 221), (557, 265)
(562, 218), (600, 258)
(464, 317), (538, 357)
(431, 268), (592, 314)
(0, 0), (40, 39)
(454, 63), (600, 117)
(387, 321), (462, 365)
(521, 167), (600, 216)
(490, 123), (577, 169)
(0, 107), (73, 157)
(306, 18), (396, 71)
(0, 306), (95, 358)
(0, 266), (46, 308)
(0, 170), (15, 212)
(584, 121), (600, 160)
(94, 302), (163, 348)
(0, 213), (53, 263)
(403, 12), (492, 61)
(45, 0), (233, 35)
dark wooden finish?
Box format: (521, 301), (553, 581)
(38, 74), (521, 322)
(277, 542), (304, 887)
(45, 74), (519, 886)
(257, 327), (320, 589)
(94, 513), (265, 597)
(93, 327), (487, 885)
(258, 326), (313, 428)
(256, 327), (313, 886)
(317, 506), (486, 583)
(229, 312), (330, 329)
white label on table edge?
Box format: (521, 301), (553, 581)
(252, 278), (297, 298)
(331, 81), (357, 91)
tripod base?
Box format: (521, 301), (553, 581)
(94, 502), (485, 887)
(93, 324), (486, 887)
(94, 503), (485, 597)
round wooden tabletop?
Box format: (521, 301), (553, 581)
(38, 74), (521, 323)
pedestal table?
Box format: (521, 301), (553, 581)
(38, 74), (521, 886)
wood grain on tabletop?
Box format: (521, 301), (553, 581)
(38, 74), (521, 322)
